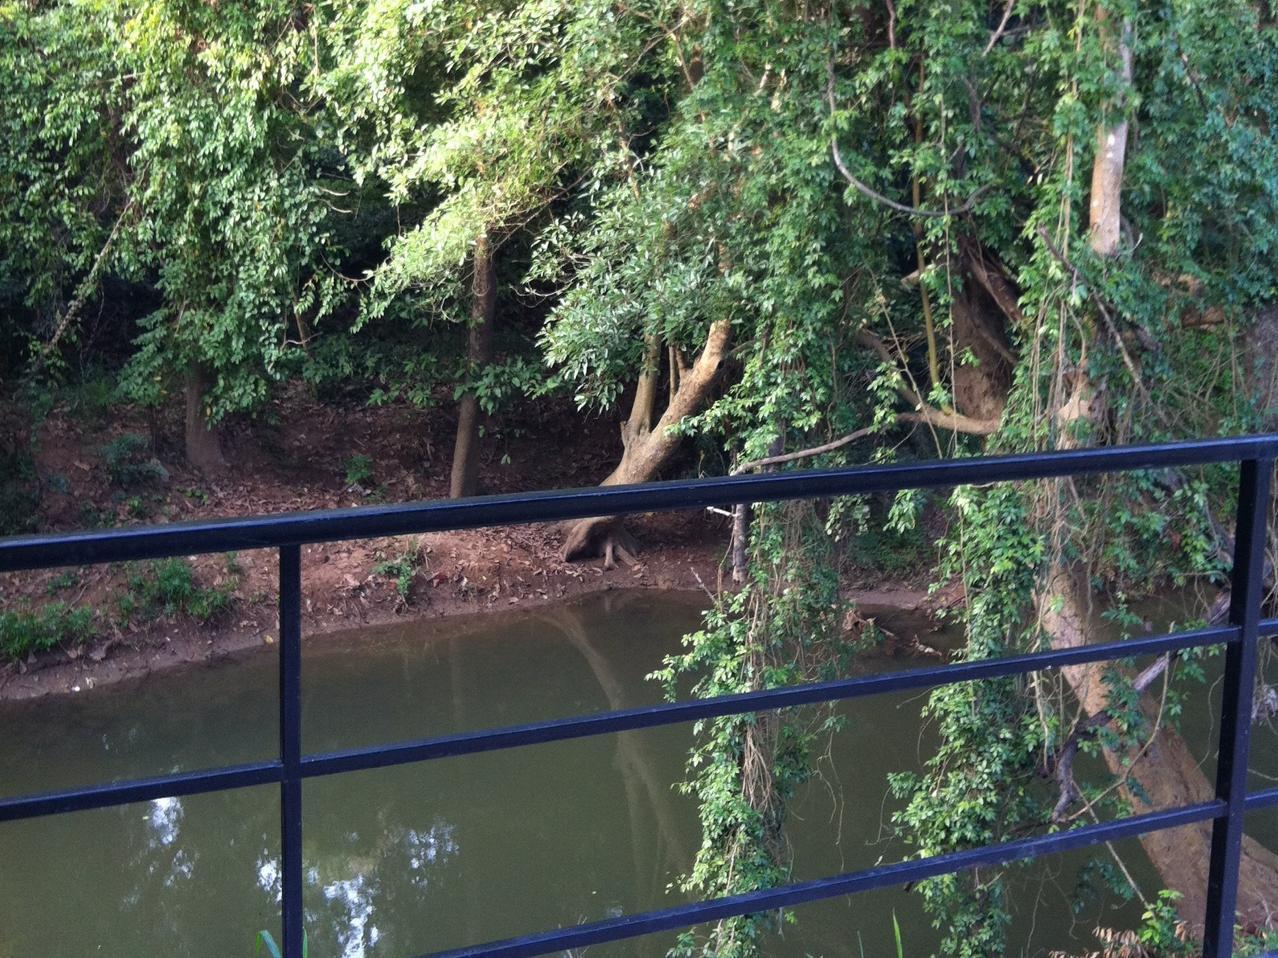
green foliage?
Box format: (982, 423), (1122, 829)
(1135, 891), (1195, 956)
(110, 0), (345, 421)
(343, 454), (375, 488)
(891, 484), (1048, 956)
(101, 433), (168, 489)
(373, 550), (420, 601)
(117, 558), (233, 625)
(0, 1), (127, 363)
(0, 440), (40, 536)
(462, 357), (549, 416)
(654, 502), (848, 957)
(1238, 925), (1278, 957)
(846, 495), (934, 575)
(44, 571), (79, 595)
(0, 602), (95, 662)
(4, 0), (1278, 951)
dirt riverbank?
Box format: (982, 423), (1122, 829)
(0, 388), (942, 703)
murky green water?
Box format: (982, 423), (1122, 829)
(1, 590), (1275, 957)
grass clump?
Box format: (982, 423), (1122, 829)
(0, 602), (95, 661)
(118, 558), (233, 624)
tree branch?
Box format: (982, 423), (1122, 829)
(733, 426), (877, 474)
(33, 198), (134, 372)
(1047, 652), (1173, 822)
(982, 0), (1017, 56)
(856, 328), (1002, 435)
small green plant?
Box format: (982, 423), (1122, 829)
(256, 930), (307, 957)
(101, 433), (168, 489)
(1239, 927), (1278, 956)
(124, 495), (153, 519)
(373, 551), (420, 601)
(79, 501), (114, 529)
(45, 570), (79, 595)
(343, 453), (374, 488)
(118, 558), (234, 624)
(0, 602), (95, 661)
(183, 486), (209, 506)
(65, 369), (119, 426)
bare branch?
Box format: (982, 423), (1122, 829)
(1048, 652), (1174, 822)
(826, 62), (989, 219)
(733, 426), (877, 474)
(33, 199), (134, 372)
(982, 0), (1017, 56)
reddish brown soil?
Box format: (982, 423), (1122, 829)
(0, 388), (737, 701)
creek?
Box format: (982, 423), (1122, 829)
(1, 590), (1275, 957)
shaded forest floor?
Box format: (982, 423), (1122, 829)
(0, 385), (942, 702)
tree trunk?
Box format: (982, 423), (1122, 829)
(561, 320), (731, 563)
(449, 233), (496, 499)
(1087, 10), (1132, 259)
(1040, 558), (1278, 931)
(183, 365), (226, 474)
(1036, 13), (1278, 929)
(950, 280), (1013, 424)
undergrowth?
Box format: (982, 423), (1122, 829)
(1, 557), (237, 662)
(0, 602), (94, 661)
(117, 558), (234, 624)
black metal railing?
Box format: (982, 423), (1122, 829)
(2, 435), (1278, 958)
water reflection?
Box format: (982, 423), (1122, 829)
(299, 592), (702, 957)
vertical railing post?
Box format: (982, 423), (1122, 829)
(279, 545), (304, 958)
(1204, 457), (1273, 958)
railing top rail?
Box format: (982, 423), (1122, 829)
(1, 435), (1275, 573)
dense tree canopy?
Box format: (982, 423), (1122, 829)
(4, 0), (1278, 954)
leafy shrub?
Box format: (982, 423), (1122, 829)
(0, 602), (95, 661)
(101, 433), (168, 489)
(124, 495), (153, 519)
(64, 369), (119, 426)
(44, 570), (79, 594)
(0, 455), (39, 535)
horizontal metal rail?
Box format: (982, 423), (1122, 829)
(0, 624), (1233, 823)
(1245, 786), (1278, 812)
(1, 435), (1275, 572)
(1, 435), (1275, 958)
(418, 801), (1227, 958)
(0, 761), (282, 823)
(300, 624), (1234, 777)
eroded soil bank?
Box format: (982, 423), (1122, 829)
(0, 532), (935, 703)
(0, 389), (941, 703)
